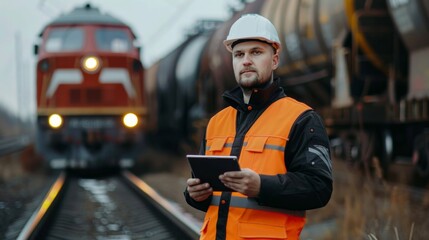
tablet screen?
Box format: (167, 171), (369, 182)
(186, 155), (240, 191)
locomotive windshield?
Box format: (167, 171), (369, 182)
(95, 28), (131, 52)
(45, 28), (84, 52)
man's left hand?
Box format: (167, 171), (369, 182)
(219, 168), (260, 197)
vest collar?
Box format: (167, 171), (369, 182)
(222, 77), (286, 111)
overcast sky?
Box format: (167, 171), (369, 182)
(0, 0), (241, 118)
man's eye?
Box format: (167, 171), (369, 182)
(252, 50), (262, 55)
(234, 53), (243, 57)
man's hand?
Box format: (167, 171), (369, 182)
(219, 168), (260, 197)
(186, 178), (213, 202)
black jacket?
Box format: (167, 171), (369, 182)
(184, 79), (333, 211)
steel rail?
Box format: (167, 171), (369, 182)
(122, 170), (201, 239)
(16, 172), (67, 240)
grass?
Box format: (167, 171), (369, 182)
(304, 158), (429, 240)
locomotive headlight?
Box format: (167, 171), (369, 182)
(82, 56), (100, 73)
(123, 113), (138, 128)
(48, 114), (63, 128)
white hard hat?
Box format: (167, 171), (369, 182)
(223, 14), (281, 53)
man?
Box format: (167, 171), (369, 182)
(184, 14), (333, 240)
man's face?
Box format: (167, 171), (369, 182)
(232, 41), (279, 90)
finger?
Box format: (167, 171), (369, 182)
(190, 188), (213, 201)
(220, 176), (241, 185)
(222, 171), (243, 178)
(186, 178), (200, 186)
(193, 192), (211, 201)
(188, 182), (210, 192)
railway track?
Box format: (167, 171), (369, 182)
(17, 171), (199, 240)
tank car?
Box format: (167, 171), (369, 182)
(147, 0), (429, 183)
(34, 4), (146, 169)
(144, 20), (222, 151)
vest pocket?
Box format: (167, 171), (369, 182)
(207, 137), (228, 152)
(238, 222), (287, 239)
(245, 136), (268, 153)
(241, 136), (287, 174)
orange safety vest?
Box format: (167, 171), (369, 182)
(202, 97), (311, 240)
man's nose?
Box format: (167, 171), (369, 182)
(243, 54), (252, 65)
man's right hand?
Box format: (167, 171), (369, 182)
(186, 178), (213, 202)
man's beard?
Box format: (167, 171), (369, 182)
(239, 72), (273, 91)
(238, 73), (259, 91)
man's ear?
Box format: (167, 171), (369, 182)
(272, 54), (279, 70)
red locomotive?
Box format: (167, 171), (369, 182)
(34, 4), (146, 169)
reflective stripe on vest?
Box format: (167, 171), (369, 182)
(211, 195), (306, 217)
(206, 141), (285, 152)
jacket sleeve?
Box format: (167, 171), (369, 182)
(257, 110), (333, 210)
(183, 130), (212, 212)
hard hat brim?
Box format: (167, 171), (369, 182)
(223, 37), (280, 53)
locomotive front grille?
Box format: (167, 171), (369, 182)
(86, 88), (102, 104)
(69, 88), (102, 105)
(70, 89), (82, 105)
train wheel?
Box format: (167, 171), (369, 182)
(343, 131), (369, 164)
(330, 136), (344, 160)
(413, 131), (429, 179)
(377, 129), (393, 176)
(359, 130), (377, 178)
(342, 132), (361, 166)
(343, 130), (382, 179)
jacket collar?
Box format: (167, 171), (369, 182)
(222, 77), (286, 112)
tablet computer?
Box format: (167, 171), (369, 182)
(186, 155), (240, 191)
